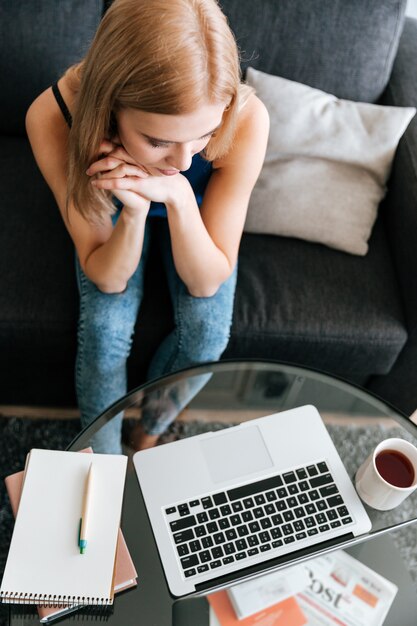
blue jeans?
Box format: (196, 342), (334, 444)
(75, 218), (237, 453)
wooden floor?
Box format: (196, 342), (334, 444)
(0, 405), (81, 419)
(0, 404), (409, 428)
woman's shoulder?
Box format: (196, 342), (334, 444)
(238, 91), (269, 132)
(26, 71), (77, 135)
(214, 92), (269, 170)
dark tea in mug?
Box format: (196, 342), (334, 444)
(375, 449), (415, 488)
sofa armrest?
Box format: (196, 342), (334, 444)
(380, 18), (417, 332)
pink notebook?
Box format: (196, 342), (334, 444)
(5, 448), (137, 623)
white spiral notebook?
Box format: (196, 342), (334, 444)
(0, 449), (127, 606)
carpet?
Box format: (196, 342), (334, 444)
(1, 416), (417, 626)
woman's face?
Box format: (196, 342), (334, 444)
(115, 102), (227, 176)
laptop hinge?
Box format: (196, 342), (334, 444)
(195, 533), (354, 592)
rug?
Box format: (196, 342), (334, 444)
(1, 415), (416, 626)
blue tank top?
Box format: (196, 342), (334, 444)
(148, 153), (213, 217)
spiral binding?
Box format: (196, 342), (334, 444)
(0, 590), (113, 606)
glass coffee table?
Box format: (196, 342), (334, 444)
(9, 360), (417, 625)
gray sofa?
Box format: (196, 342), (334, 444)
(0, 0), (416, 415)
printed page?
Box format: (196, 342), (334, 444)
(208, 590), (307, 626)
(228, 565), (309, 618)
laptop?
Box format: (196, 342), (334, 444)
(133, 405), (372, 597)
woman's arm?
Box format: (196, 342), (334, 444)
(166, 95), (270, 296)
(25, 83), (149, 294)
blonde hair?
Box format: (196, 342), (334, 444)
(67, 0), (250, 221)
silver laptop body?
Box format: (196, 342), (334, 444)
(133, 405), (372, 597)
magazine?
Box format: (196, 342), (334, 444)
(296, 550), (398, 626)
(209, 550), (397, 626)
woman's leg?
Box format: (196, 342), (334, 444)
(75, 222), (151, 453)
(140, 220), (237, 438)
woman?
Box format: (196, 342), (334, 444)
(26, 0), (269, 452)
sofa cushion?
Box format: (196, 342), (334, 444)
(379, 18), (417, 331)
(0, 0), (103, 136)
(0, 137), (77, 403)
(225, 218), (408, 382)
(220, 0), (407, 102)
(243, 67), (415, 255)
(0, 138), (174, 405)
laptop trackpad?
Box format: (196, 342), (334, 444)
(200, 426), (273, 484)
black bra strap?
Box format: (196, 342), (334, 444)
(52, 82), (72, 128)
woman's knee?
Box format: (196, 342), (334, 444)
(180, 302), (233, 359)
(78, 303), (136, 367)
(178, 275), (236, 359)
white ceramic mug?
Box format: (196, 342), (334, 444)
(355, 438), (417, 510)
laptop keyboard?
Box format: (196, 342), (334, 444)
(164, 460), (354, 580)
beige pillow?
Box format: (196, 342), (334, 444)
(244, 67), (415, 255)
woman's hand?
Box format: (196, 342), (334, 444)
(88, 140), (189, 207)
(87, 139), (151, 215)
